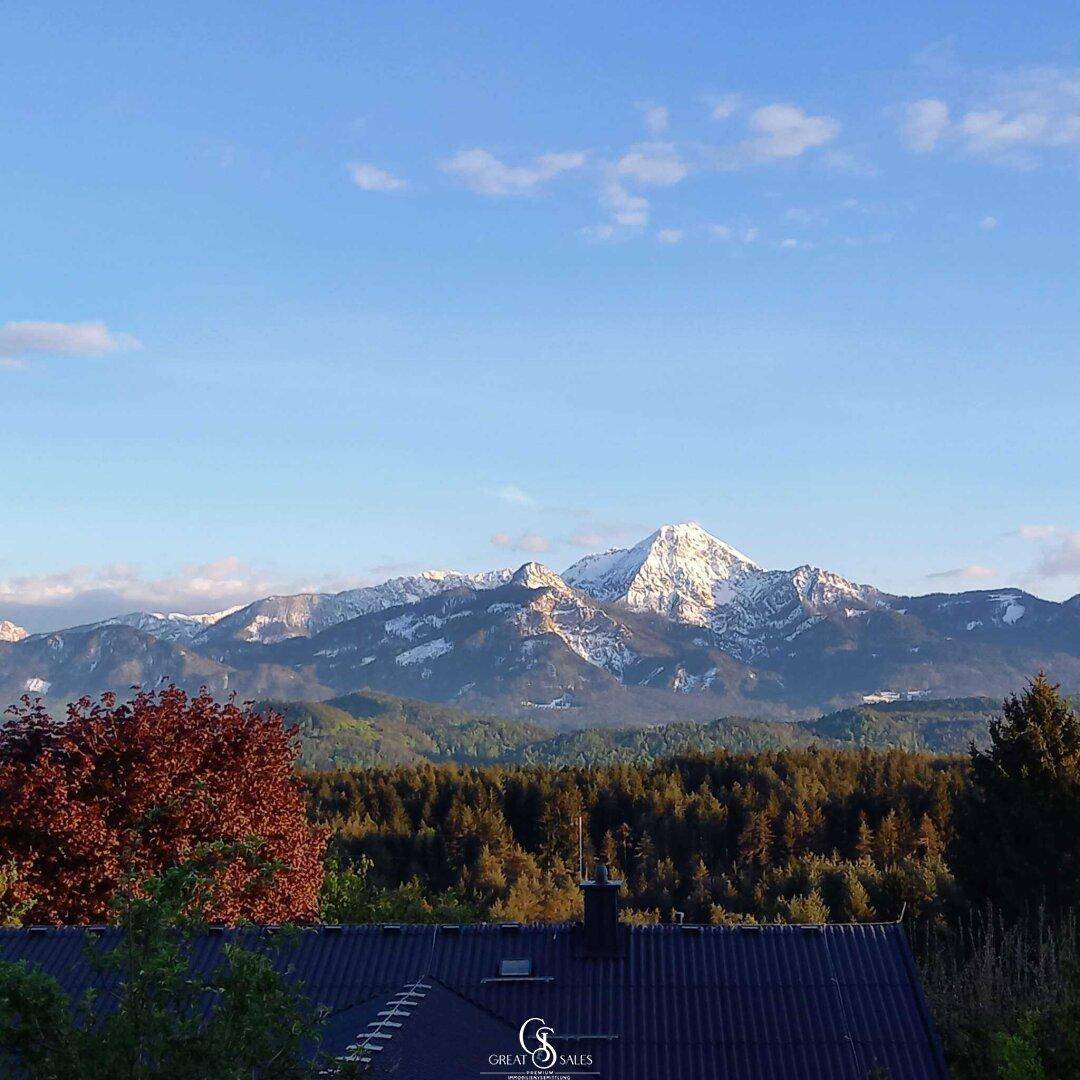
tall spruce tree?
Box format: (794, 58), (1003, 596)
(955, 674), (1080, 916)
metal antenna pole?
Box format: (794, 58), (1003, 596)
(579, 815), (584, 881)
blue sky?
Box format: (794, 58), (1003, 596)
(2, 1), (1079, 630)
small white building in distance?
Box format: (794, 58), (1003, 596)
(861, 689), (932, 705)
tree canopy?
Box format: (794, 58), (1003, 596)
(0, 687), (326, 924)
(957, 673), (1080, 916)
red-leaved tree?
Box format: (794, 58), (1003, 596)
(0, 687), (326, 925)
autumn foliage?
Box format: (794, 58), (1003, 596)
(0, 687), (326, 924)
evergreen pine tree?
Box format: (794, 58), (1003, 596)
(955, 673), (1080, 915)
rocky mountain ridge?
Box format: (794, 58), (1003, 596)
(0, 621), (28, 644)
(3, 523), (1079, 725)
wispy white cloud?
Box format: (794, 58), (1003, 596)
(0, 321), (141, 373)
(491, 484), (533, 506)
(1033, 533), (1080, 578)
(696, 103), (840, 171)
(656, 229), (684, 244)
(579, 223), (617, 243)
(708, 222), (759, 243)
(961, 109), (1048, 157)
(822, 148), (880, 177)
(927, 564), (996, 581)
(599, 176), (650, 228)
(568, 532), (607, 548)
(0, 558), (370, 631)
(899, 66), (1080, 167)
(961, 67), (1080, 163)
(592, 142), (689, 238)
(1016, 524), (1080, 580)
(0, 321), (141, 365)
(706, 93), (740, 121)
(1017, 524), (1060, 540)
(979, 215), (999, 230)
(566, 520), (641, 549)
(441, 148), (586, 196)
(901, 99), (951, 152)
(491, 532), (552, 554)
(616, 142), (689, 186)
(347, 162), (407, 191)
(727, 104), (841, 164)
(453, 97), (845, 245)
(637, 103), (669, 135)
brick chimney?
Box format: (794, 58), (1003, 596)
(580, 863), (623, 957)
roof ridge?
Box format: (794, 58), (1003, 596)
(421, 974), (519, 1034)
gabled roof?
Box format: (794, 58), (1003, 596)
(343, 979), (520, 1079)
(0, 922), (948, 1080)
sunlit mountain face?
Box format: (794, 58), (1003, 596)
(3, 524), (1079, 726)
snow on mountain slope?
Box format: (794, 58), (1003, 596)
(10, 525), (1080, 720)
(508, 566), (637, 676)
(704, 565), (882, 660)
(202, 569), (514, 644)
(0, 623), (234, 702)
(0, 621), (28, 643)
(510, 561), (569, 591)
(282, 562), (639, 692)
(45, 570), (520, 649)
(564, 523), (761, 624)
(565, 523), (882, 661)
(91, 607), (243, 644)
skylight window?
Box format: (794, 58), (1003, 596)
(499, 958), (532, 977)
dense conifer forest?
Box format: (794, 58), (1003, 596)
(307, 747), (963, 924)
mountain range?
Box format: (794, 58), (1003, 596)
(3, 522), (1078, 726)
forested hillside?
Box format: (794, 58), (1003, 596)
(276, 689), (1000, 767)
(270, 692), (549, 768)
(306, 747), (966, 924)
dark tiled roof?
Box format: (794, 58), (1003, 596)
(0, 922), (947, 1080)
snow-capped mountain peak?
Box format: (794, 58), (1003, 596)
(564, 522), (761, 625)
(72, 607), (244, 645)
(0, 620), (28, 643)
(563, 523), (884, 660)
(510, 562), (568, 591)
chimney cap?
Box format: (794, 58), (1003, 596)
(584, 862), (620, 888)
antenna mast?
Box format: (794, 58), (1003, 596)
(578, 815), (584, 882)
